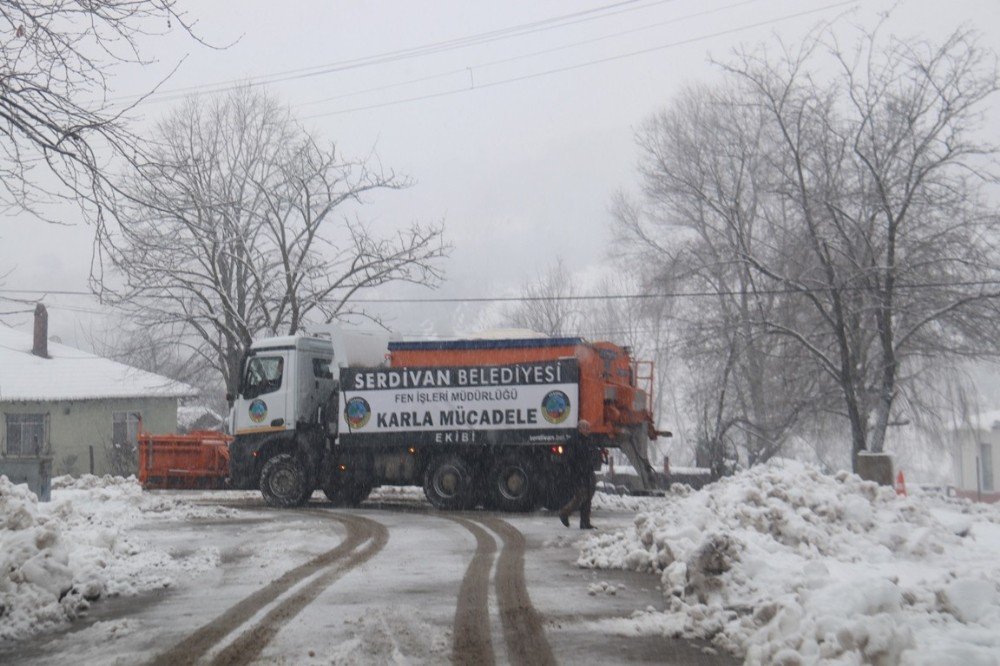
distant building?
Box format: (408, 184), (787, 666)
(0, 305), (196, 476)
(177, 404), (226, 433)
(952, 410), (1000, 503)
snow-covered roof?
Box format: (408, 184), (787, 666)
(177, 404), (225, 429)
(466, 328), (550, 340)
(0, 325), (196, 402)
(954, 408), (1000, 432)
(249, 334), (301, 350)
(973, 409), (1000, 429)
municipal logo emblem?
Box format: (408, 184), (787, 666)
(344, 397), (372, 429)
(249, 399), (268, 424)
(541, 390), (570, 425)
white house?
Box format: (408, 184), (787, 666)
(952, 409), (1000, 503)
(0, 305), (196, 476)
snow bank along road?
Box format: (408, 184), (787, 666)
(0, 482), (732, 665)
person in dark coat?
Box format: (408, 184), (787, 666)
(559, 424), (599, 529)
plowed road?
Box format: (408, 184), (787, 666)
(3, 495), (736, 665)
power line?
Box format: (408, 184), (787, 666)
(1, 289), (103, 297)
(118, 0), (677, 105)
(4, 278), (1000, 305)
(44, 303), (112, 315)
(298, 0), (765, 110)
(302, 0), (856, 118)
(303, 280), (1000, 303)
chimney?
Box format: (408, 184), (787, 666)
(32, 303), (49, 359)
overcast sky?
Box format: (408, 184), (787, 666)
(1, 0), (998, 347)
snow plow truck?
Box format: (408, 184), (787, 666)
(227, 334), (662, 510)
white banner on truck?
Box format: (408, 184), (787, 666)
(338, 361), (579, 435)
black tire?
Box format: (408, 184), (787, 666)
(322, 484), (349, 505)
(352, 484), (373, 505)
(541, 471), (574, 511)
(259, 453), (312, 508)
(323, 482), (371, 507)
(423, 455), (476, 510)
(488, 453), (539, 513)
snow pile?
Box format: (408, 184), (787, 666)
(588, 581), (626, 596)
(578, 459), (1000, 664)
(366, 485), (426, 504)
(1, 474), (231, 641)
(592, 491), (665, 513)
(52, 474), (238, 521)
(0, 476), (99, 640)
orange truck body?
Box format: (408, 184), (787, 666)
(387, 337), (657, 443)
(137, 430), (232, 490)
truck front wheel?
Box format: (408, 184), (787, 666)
(424, 455), (475, 510)
(488, 454), (538, 513)
(260, 453), (312, 508)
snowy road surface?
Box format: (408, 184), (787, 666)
(5, 466), (1000, 663)
(0, 488), (733, 665)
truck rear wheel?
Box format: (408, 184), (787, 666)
(259, 453), (313, 508)
(488, 454), (538, 513)
(424, 455), (475, 510)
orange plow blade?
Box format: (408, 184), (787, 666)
(137, 430), (232, 490)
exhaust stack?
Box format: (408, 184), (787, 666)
(32, 303), (49, 359)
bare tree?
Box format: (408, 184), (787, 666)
(99, 87), (449, 395)
(615, 85), (822, 469)
(501, 258), (580, 336)
(729, 28), (1000, 468)
(617, 26), (1000, 470)
(0, 0), (202, 222)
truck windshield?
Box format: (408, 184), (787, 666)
(242, 355), (283, 398)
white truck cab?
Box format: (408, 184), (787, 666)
(231, 335), (337, 437)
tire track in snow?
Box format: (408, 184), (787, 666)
(343, 502), (556, 665)
(476, 515), (556, 666)
(447, 517), (498, 666)
(148, 511), (385, 666)
(194, 499), (553, 664)
(210, 511), (389, 665)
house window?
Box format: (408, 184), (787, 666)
(981, 442), (995, 493)
(4, 414), (48, 456)
(112, 412), (142, 448)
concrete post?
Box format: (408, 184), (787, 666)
(856, 452), (894, 486)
